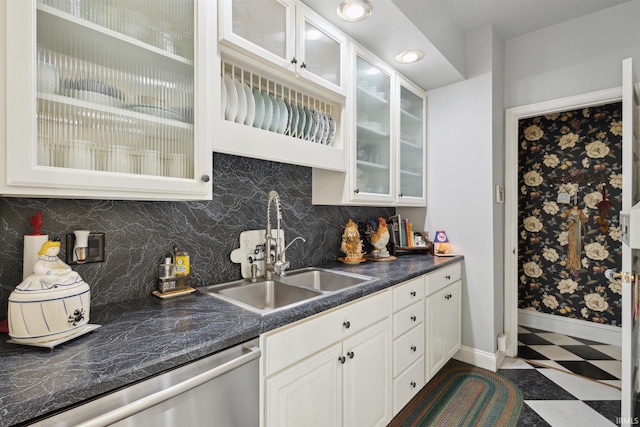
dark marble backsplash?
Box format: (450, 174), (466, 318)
(0, 153), (394, 318)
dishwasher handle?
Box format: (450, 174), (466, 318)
(77, 345), (261, 427)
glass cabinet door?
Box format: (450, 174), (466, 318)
(219, 0), (295, 70)
(354, 55), (392, 200)
(296, 9), (346, 95)
(4, 0), (211, 199)
(398, 83), (425, 202)
(34, 0), (195, 179)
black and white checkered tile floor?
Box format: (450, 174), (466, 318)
(497, 326), (622, 426)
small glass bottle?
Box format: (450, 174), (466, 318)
(174, 251), (190, 276)
(159, 256), (174, 279)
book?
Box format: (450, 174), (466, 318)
(389, 214), (401, 246)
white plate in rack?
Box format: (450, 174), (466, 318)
(268, 94), (280, 133)
(243, 82), (255, 126)
(223, 75), (237, 121)
(289, 102), (299, 138)
(252, 88), (265, 128)
(261, 91), (273, 131)
(234, 80), (247, 124)
(297, 105), (306, 139)
(276, 97), (288, 134)
(327, 114), (336, 146)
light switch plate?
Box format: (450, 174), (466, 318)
(66, 232), (105, 264)
(495, 184), (504, 203)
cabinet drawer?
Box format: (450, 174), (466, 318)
(425, 262), (462, 295)
(392, 300), (424, 339)
(393, 357), (425, 414)
(392, 276), (425, 312)
(393, 324), (424, 376)
(263, 290), (391, 376)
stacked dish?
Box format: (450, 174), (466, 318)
(221, 75), (337, 146)
(62, 78), (124, 108)
(124, 104), (182, 121)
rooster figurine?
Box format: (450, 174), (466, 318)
(370, 217), (390, 258)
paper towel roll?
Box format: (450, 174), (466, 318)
(23, 235), (49, 280)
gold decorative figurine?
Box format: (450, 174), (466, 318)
(340, 219), (363, 263)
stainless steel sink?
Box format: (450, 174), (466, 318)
(199, 279), (324, 315)
(280, 267), (378, 292)
(199, 268), (377, 315)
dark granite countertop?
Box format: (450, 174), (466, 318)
(0, 254), (462, 426)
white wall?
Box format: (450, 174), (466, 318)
(426, 26), (500, 354)
(491, 29), (506, 347)
(505, 0), (640, 108)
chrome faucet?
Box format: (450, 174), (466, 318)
(265, 190), (306, 279)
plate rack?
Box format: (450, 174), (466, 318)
(221, 60), (340, 147)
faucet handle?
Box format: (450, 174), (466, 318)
(273, 260), (290, 277)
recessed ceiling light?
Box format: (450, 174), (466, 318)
(337, 0), (373, 22)
(395, 49), (425, 64)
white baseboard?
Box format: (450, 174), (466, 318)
(453, 345), (505, 372)
(518, 309), (621, 346)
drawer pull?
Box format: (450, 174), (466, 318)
(411, 381), (417, 388)
(410, 315), (417, 322)
(411, 345), (417, 352)
(347, 351), (355, 359)
(338, 356), (346, 364)
(343, 321), (351, 329)
(445, 275), (451, 280)
(410, 291), (417, 297)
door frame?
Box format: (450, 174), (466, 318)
(504, 87), (622, 357)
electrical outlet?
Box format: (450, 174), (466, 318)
(66, 232), (105, 264)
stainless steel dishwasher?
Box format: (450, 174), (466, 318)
(30, 339), (261, 427)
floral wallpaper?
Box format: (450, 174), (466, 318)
(518, 102), (623, 327)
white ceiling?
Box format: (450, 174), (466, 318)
(436, 0), (631, 40)
(302, 0), (631, 90)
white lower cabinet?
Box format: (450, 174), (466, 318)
(262, 261), (464, 425)
(262, 291), (392, 427)
(424, 262), (462, 382)
(342, 320), (391, 427)
(391, 276), (425, 415)
(265, 343), (343, 427)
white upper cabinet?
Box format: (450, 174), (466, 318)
(352, 50), (395, 205)
(219, 0), (295, 70)
(312, 44), (426, 207)
(396, 77), (426, 206)
(295, 6), (347, 95)
(1, 0), (214, 200)
(219, 0), (347, 96)
(214, 0), (348, 172)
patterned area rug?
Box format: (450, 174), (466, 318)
(388, 360), (523, 427)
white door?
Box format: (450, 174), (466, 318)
(265, 343), (343, 427)
(342, 319), (391, 427)
(619, 57), (640, 424)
